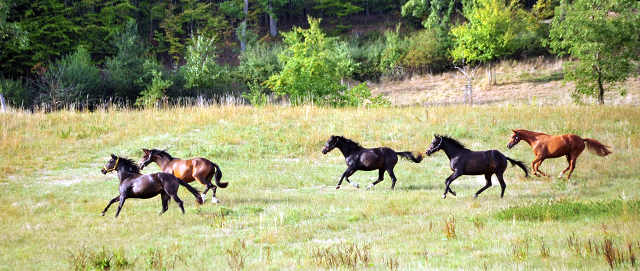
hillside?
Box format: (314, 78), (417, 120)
(369, 58), (640, 107)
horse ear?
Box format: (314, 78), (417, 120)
(142, 148), (149, 153)
(110, 153), (117, 159)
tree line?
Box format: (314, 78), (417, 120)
(1, 0), (638, 109)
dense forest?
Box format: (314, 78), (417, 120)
(1, 0), (639, 109)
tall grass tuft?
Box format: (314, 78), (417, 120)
(444, 217), (457, 239)
(311, 242), (371, 269)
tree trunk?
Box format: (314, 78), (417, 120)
(269, 1), (277, 37)
(241, 0), (248, 51)
(597, 70), (604, 104)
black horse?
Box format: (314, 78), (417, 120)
(425, 135), (529, 198)
(322, 135), (423, 189)
(100, 154), (203, 217)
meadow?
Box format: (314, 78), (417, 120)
(1, 101), (639, 270)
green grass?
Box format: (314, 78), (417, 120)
(1, 105), (639, 270)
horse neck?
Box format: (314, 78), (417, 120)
(152, 154), (175, 169)
(518, 130), (544, 145)
(116, 168), (138, 183)
(335, 141), (362, 157)
(440, 141), (468, 160)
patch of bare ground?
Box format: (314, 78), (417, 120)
(369, 57), (640, 106)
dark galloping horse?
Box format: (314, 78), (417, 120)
(426, 135), (529, 198)
(101, 154), (203, 217)
(139, 149), (227, 203)
(507, 129), (612, 179)
(321, 135), (423, 189)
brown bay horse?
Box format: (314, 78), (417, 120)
(101, 154), (203, 218)
(139, 149), (227, 203)
(426, 135), (529, 199)
(507, 129), (612, 179)
(321, 135), (423, 190)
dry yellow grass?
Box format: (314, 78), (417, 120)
(369, 58), (640, 107)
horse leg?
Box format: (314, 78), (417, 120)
(387, 167), (399, 190)
(114, 194), (127, 218)
(566, 156), (579, 180)
(209, 185), (219, 204)
(336, 166), (357, 189)
(496, 173), (507, 198)
(474, 173), (493, 198)
(365, 169), (386, 189)
(559, 154), (571, 178)
(532, 157), (548, 177)
(169, 193), (185, 214)
(443, 172), (461, 199)
(101, 196), (120, 216)
(160, 192), (171, 214)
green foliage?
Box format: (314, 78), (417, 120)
(0, 77), (32, 108)
(237, 42), (284, 86)
(264, 17), (357, 105)
(401, 29), (452, 74)
(548, 0), (640, 104)
(450, 0), (538, 63)
(135, 70), (173, 107)
(379, 24), (408, 77)
(104, 20), (150, 101)
(182, 35), (223, 92)
(349, 36), (385, 82)
(495, 200), (640, 221)
(35, 47), (103, 108)
(339, 83), (391, 107)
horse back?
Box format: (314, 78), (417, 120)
(456, 150), (507, 175)
(125, 173), (166, 198)
(534, 134), (583, 158)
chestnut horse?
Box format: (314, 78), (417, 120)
(321, 135), (423, 190)
(101, 154), (203, 218)
(507, 129), (612, 179)
(139, 149), (227, 203)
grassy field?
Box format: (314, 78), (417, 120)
(1, 103), (639, 270)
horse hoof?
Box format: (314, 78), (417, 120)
(365, 184), (374, 190)
(211, 198), (219, 204)
(442, 195), (447, 199)
(354, 183), (360, 189)
(474, 194), (478, 198)
(336, 185), (341, 189)
(451, 192), (457, 196)
(100, 213), (105, 216)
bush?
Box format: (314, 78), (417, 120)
(236, 42), (284, 103)
(35, 46), (103, 109)
(350, 37), (385, 82)
(379, 25), (409, 79)
(264, 17), (357, 106)
(401, 29), (452, 74)
(103, 20), (148, 102)
(0, 77), (33, 108)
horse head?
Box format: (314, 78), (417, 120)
(139, 148), (153, 170)
(426, 134), (443, 156)
(102, 154), (120, 174)
(322, 135), (339, 154)
(507, 129), (521, 149)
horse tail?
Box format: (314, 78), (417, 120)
(506, 157), (529, 177)
(209, 161), (228, 188)
(584, 138), (613, 157)
(178, 179), (204, 204)
(397, 152), (424, 163)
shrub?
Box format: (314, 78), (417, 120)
(0, 77), (33, 108)
(401, 29), (452, 74)
(182, 35), (223, 93)
(34, 46), (103, 109)
(264, 17), (357, 106)
(103, 20), (149, 102)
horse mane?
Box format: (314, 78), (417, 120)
(335, 136), (363, 148)
(440, 135), (470, 150)
(150, 149), (179, 160)
(117, 156), (141, 174)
